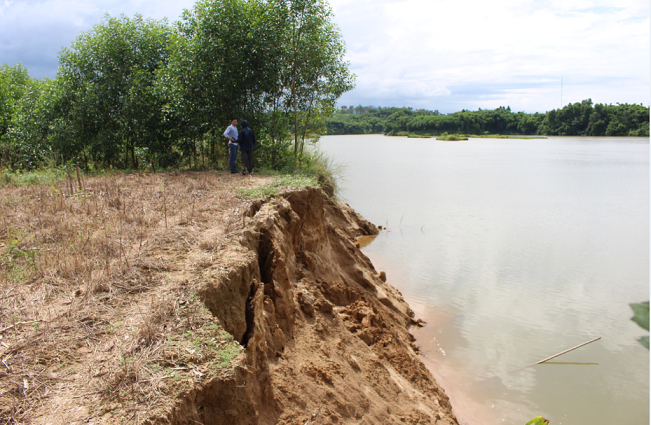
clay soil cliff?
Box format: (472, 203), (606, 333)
(0, 173), (458, 425)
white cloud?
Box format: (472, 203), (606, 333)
(0, 0), (13, 17)
(332, 0), (650, 112)
(1, 0), (649, 111)
(0, 0), (195, 77)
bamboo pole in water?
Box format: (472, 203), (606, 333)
(532, 337), (601, 365)
(490, 337), (601, 378)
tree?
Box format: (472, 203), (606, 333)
(164, 0), (354, 165)
(279, 0), (355, 156)
(6, 77), (62, 170)
(57, 14), (172, 167)
(162, 0), (286, 166)
(0, 63), (32, 166)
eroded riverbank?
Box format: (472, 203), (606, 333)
(0, 174), (458, 424)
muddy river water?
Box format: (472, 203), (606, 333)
(318, 134), (649, 425)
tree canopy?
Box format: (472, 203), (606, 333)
(0, 0), (354, 171)
(326, 101), (649, 137)
(2, 0), (648, 173)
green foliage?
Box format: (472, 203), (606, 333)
(2, 4), (646, 173)
(57, 14), (172, 168)
(163, 0), (285, 158)
(525, 417), (550, 425)
(160, 0), (354, 168)
(537, 99), (650, 136)
(0, 1), (354, 173)
(0, 63), (39, 167)
(328, 102), (649, 138)
(0, 168), (64, 187)
(6, 78), (62, 170)
(436, 132), (467, 141)
(280, 0), (355, 155)
(326, 106), (425, 135)
(630, 301), (649, 349)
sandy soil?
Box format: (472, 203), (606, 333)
(0, 172), (458, 424)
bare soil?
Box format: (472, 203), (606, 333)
(0, 171), (459, 425)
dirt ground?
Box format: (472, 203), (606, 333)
(0, 171), (459, 424)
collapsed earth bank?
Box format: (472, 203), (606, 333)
(168, 187), (459, 425)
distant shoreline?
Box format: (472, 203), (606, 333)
(324, 133), (651, 139)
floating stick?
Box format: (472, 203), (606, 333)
(487, 337), (601, 379)
(531, 337), (601, 365)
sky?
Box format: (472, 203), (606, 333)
(1, 0), (649, 113)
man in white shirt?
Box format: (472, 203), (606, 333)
(223, 118), (239, 174)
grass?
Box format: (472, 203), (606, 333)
(1, 168), (65, 187)
(217, 342), (242, 367)
(237, 148), (343, 200)
(237, 174), (319, 199)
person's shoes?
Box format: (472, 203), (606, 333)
(241, 170), (246, 175)
(231, 170), (238, 174)
(249, 171), (254, 176)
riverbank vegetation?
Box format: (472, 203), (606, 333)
(0, 0), (354, 174)
(436, 132), (467, 141)
(325, 101), (650, 137)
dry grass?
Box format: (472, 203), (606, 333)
(0, 171), (272, 424)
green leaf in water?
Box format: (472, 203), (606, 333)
(629, 301), (649, 349)
(630, 301), (649, 331)
(525, 417), (550, 425)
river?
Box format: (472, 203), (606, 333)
(317, 134), (649, 425)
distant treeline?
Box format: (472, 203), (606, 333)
(326, 100), (650, 137)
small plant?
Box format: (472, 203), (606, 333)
(630, 301), (649, 348)
(107, 320), (122, 334)
(525, 417), (549, 425)
(1, 228), (39, 280)
(217, 343), (242, 367)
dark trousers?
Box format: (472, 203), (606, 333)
(241, 150), (254, 173)
(228, 143), (238, 172)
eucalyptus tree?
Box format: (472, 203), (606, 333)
(57, 14), (172, 167)
(0, 63), (31, 166)
(163, 0), (286, 164)
(5, 77), (62, 170)
(278, 0), (355, 155)
(166, 0), (354, 163)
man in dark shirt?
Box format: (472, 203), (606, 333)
(237, 120), (256, 175)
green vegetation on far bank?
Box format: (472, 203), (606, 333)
(468, 134), (548, 139)
(436, 132), (468, 141)
(390, 133), (547, 140)
(326, 101), (650, 138)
